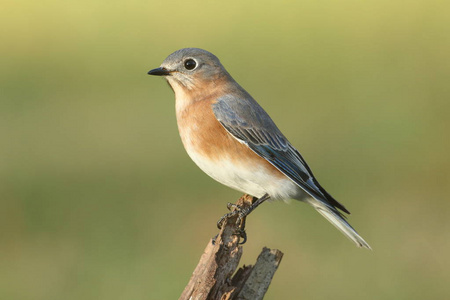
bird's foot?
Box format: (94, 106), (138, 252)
(214, 194), (269, 245)
(216, 202), (248, 244)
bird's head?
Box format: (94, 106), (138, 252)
(148, 48), (232, 95)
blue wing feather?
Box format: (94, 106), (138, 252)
(213, 94), (350, 215)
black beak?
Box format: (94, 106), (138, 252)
(147, 67), (171, 76)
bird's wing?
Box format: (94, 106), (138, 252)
(213, 94), (349, 215)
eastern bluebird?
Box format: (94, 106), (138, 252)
(148, 48), (371, 249)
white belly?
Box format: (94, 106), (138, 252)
(184, 143), (302, 201)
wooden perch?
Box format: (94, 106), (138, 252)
(179, 194), (284, 300)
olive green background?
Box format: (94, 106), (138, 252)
(1, 1), (449, 299)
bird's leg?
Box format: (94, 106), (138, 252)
(235, 193), (270, 228)
(235, 212), (247, 244)
(216, 194), (270, 244)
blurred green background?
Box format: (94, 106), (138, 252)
(1, 0), (449, 299)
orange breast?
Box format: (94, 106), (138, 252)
(176, 97), (285, 179)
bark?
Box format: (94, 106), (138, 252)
(179, 195), (284, 300)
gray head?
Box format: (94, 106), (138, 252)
(148, 48), (232, 92)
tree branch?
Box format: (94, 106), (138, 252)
(179, 194), (284, 300)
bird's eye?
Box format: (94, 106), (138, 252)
(184, 59), (197, 70)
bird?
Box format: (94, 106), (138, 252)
(147, 48), (371, 249)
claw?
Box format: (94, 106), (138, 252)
(217, 210), (236, 229)
(217, 215), (226, 230)
(237, 229), (247, 244)
(212, 233), (218, 245)
(215, 194), (270, 245)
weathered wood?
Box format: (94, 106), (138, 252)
(179, 194), (284, 300)
(234, 248), (284, 300)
